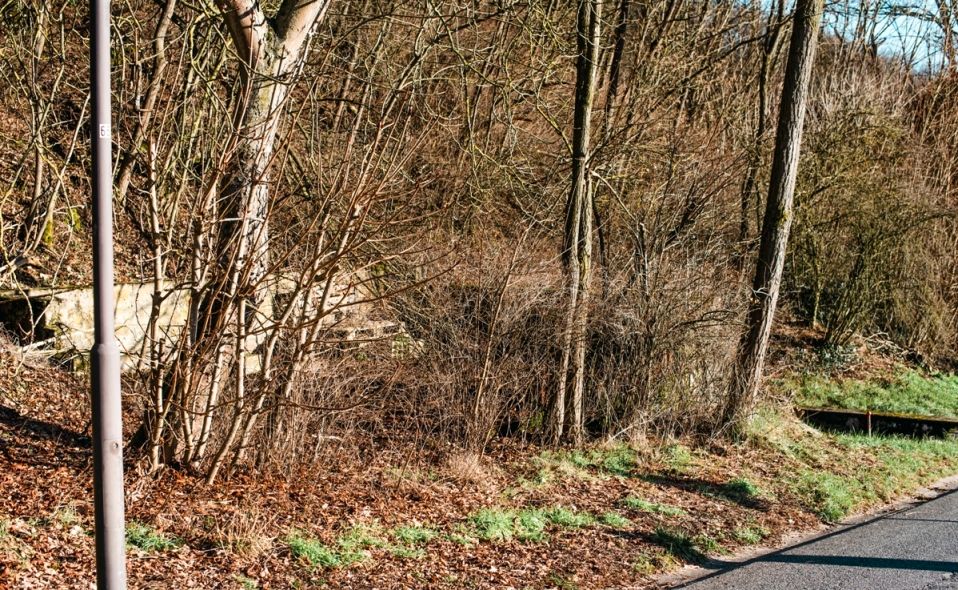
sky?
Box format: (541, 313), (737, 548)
(821, 0), (947, 70)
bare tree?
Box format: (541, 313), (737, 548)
(130, 0), (334, 472)
(723, 0), (825, 432)
(554, 0), (602, 446)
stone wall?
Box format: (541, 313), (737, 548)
(0, 273), (400, 372)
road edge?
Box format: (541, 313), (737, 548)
(654, 472), (958, 589)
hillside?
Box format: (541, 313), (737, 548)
(2, 0), (958, 587)
(4, 330), (958, 588)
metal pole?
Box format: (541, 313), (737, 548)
(90, 0), (127, 587)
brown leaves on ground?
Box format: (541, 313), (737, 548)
(0, 350), (867, 590)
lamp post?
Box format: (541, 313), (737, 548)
(90, 0), (127, 587)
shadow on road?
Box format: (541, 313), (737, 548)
(761, 554), (958, 572)
(672, 488), (958, 588)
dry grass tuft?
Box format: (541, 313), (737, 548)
(205, 505), (276, 558)
(444, 452), (489, 485)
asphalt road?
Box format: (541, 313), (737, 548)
(674, 488), (958, 590)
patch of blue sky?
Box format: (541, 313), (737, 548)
(759, 0), (946, 71)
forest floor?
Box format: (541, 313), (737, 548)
(3, 331), (958, 589)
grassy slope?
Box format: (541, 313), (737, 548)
(791, 369), (958, 418)
(749, 408), (958, 523)
(228, 415), (958, 582)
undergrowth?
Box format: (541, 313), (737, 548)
(105, 378), (958, 581)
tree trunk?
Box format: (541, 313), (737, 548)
(219, 36), (289, 305)
(723, 0), (824, 433)
(737, 0), (786, 256)
(554, 0), (601, 446)
(603, 0), (629, 128)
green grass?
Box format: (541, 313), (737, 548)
(338, 523), (390, 555)
(732, 523), (770, 545)
(388, 524), (438, 559)
(758, 373), (958, 525)
(693, 532), (726, 554)
(469, 508), (517, 543)
(284, 521), (444, 567)
(533, 451), (595, 482)
(746, 408), (819, 461)
(597, 445), (639, 476)
(466, 506), (596, 543)
(286, 532), (344, 568)
(723, 478), (761, 499)
(535, 444), (639, 480)
(793, 470), (856, 523)
(286, 527), (376, 568)
(544, 506), (595, 528)
(836, 434), (958, 502)
(599, 511), (632, 529)
(622, 496), (686, 517)
(778, 427), (958, 523)
(663, 444), (693, 473)
(515, 509), (549, 542)
(392, 525), (437, 546)
(793, 370), (958, 418)
(126, 522), (182, 552)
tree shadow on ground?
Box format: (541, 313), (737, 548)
(642, 474), (771, 510)
(761, 554), (958, 571)
(638, 527), (708, 564)
(0, 405), (90, 468)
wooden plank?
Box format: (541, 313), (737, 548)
(796, 406), (958, 438)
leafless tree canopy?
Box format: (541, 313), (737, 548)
(1, 0), (956, 476)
